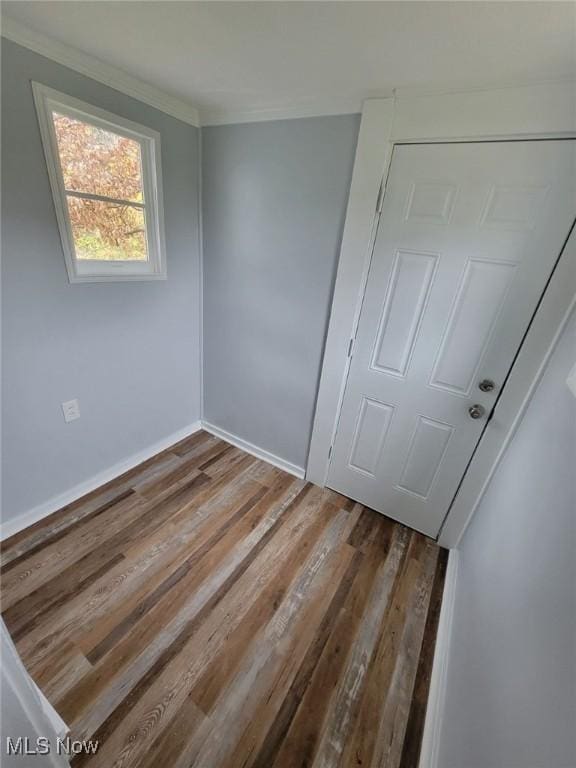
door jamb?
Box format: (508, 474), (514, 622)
(305, 83), (576, 548)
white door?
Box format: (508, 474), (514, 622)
(328, 141), (575, 538)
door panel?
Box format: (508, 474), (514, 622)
(429, 258), (516, 395)
(371, 249), (438, 377)
(349, 397), (394, 476)
(327, 141), (575, 537)
(397, 416), (453, 498)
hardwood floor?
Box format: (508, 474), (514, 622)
(1, 430), (447, 768)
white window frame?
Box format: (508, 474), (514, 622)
(32, 82), (167, 283)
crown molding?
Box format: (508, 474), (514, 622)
(1, 16), (200, 127)
(3, 15), (571, 130)
(200, 98), (364, 127)
(200, 79), (575, 127)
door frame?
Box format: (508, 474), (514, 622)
(306, 83), (576, 548)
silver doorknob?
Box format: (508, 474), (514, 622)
(468, 404), (486, 419)
(479, 379), (495, 392)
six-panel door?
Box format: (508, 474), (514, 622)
(327, 140), (575, 537)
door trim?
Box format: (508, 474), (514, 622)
(306, 83), (576, 548)
(438, 227), (575, 547)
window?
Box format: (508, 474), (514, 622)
(32, 83), (166, 282)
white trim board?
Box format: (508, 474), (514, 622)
(418, 550), (459, 768)
(306, 97), (395, 488)
(4, 17), (573, 129)
(1, 420), (304, 542)
(0, 421), (202, 541)
(1, 620), (70, 768)
(439, 239), (576, 547)
(1, 15), (361, 128)
(34, 680), (68, 741)
(392, 81), (575, 142)
(201, 421), (305, 480)
(201, 98), (363, 127)
(201, 81), (575, 128)
(1, 16), (200, 127)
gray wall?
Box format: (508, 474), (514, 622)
(1, 40), (202, 523)
(202, 115), (359, 469)
(438, 310), (576, 768)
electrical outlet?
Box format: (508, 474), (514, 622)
(62, 399), (80, 423)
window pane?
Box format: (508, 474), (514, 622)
(52, 112), (144, 203)
(67, 196), (148, 261)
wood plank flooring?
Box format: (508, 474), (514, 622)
(1, 430), (447, 768)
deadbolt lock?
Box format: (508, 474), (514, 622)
(478, 379), (495, 392)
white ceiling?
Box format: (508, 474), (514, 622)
(2, 1), (575, 124)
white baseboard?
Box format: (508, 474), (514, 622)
(0, 421), (202, 541)
(419, 549), (459, 768)
(201, 421), (305, 480)
(33, 680), (68, 740)
(2, 621), (70, 768)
